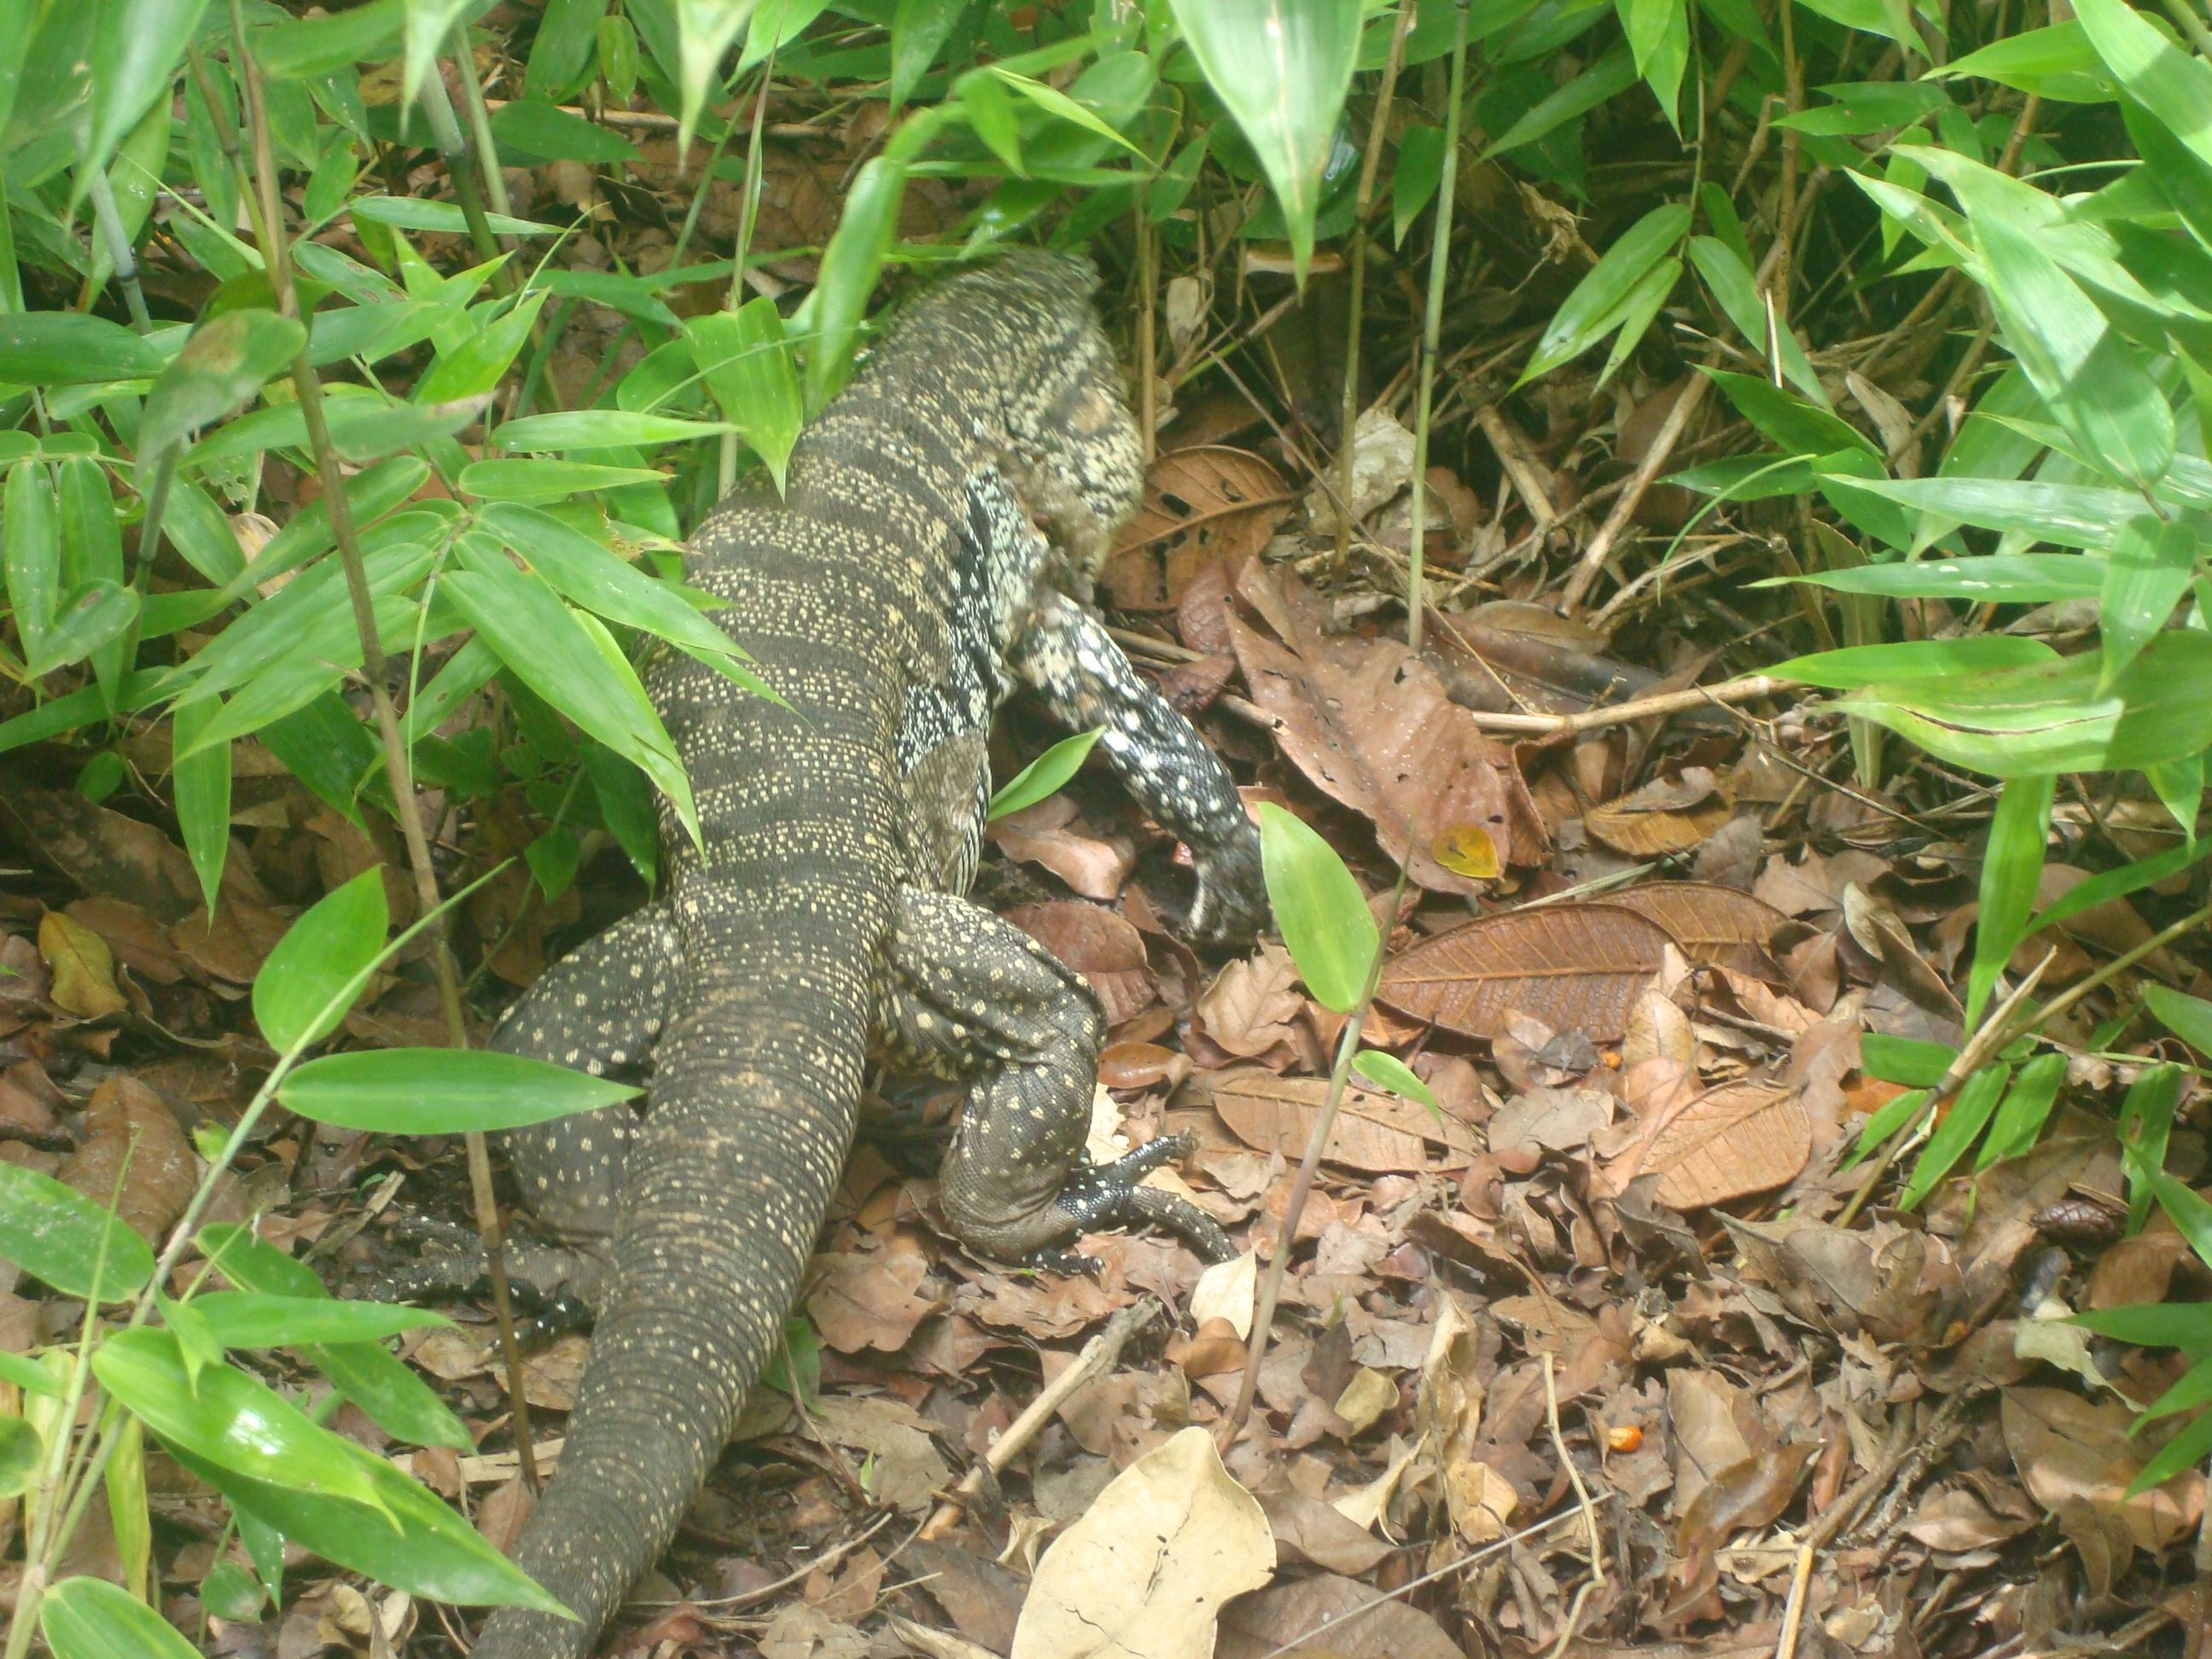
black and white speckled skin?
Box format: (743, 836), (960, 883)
(430, 252), (1263, 1658)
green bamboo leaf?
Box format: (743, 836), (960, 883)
(189, 1292), (453, 1348)
(960, 67), (1023, 174)
(1803, 478), (2139, 550)
(279, 1048), (638, 1132)
(443, 549), (693, 821)
(1166, 0), (1361, 282)
(0, 1415), (38, 1499)
(23, 582), (137, 679)
(493, 410), (733, 450)
(986, 67), (1147, 159)
(1256, 802), (1377, 1015)
(2072, 1303), (2212, 1351)
(2145, 985), (2212, 1059)
(806, 154), (906, 411)
(1861, 1033), (1957, 1087)
(1978, 1050), (2067, 1167)
(1516, 203), (1691, 385)
(1966, 773), (2053, 1025)
(84, 0), (211, 190)
(1901, 1062), (2011, 1208)
(1766, 637), (2056, 688)
(2072, 0), (2212, 169)
(891, 0), (967, 109)
(457, 459), (669, 501)
(172, 696), (232, 916)
(1351, 1049), (1438, 1114)
(1774, 554), (2103, 604)
(1479, 41), (1637, 160)
(689, 298), (804, 492)
(3, 463), (58, 649)
(93, 1332), (392, 1517)
(524, 0), (608, 99)
(1391, 125), (1447, 247)
(43, 1576), (203, 1659)
(253, 869), (390, 1054)
(166, 1435), (569, 1611)
(348, 195), (558, 236)
(2099, 515), (2194, 690)
(0, 312), (166, 386)
(0, 1162), (154, 1301)
(1937, 23), (2113, 102)
(198, 1223), (471, 1450)
(1952, 168), (2174, 490)
(987, 730), (1103, 821)
(253, 0), (406, 77)
(137, 310), (308, 479)
(411, 290), (549, 405)
(672, 0), (760, 147)
(106, 1414), (150, 1604)
(488, 98), (641, 163)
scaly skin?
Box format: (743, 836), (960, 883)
(411, 253), (1266, 1658)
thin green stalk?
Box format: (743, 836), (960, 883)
(84, 172), (152, 332)
(1406, 1), (1470, 655)
(447, 24), (515, 219)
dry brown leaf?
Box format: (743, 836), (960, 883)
(1010, 1426), (1274, 1659)
(803, 1249), (941, 1354)
(1101, 447), (1290, 611)
(1193, 946), (1304, 1060)
(1228, 564), (1543, 890)
(1584, 768), (1737, 856)
(2001, 1386), (2203, 1554)
(1487, 1087), (1615, 1173)
(1603, 882), (1790, 972)
(987, 798), (1136, 902)
(1607, 1080), (1812, 1209)
(38, 911), (128, 1020)
(1208, 1070), (1477, 1173)
(56, 1077), (195, 1245)
(1005, 901), (1156, 1026)
(1378, 904), (1672, 1040)
(1216, 1572), (1460, 1659)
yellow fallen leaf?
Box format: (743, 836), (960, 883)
(39, 911), (126, 1019)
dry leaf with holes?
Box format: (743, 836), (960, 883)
(1228, 563), (1543, 890)
(1379, 903), (1671, 1039)
(1605, 1080), (1812, 1208)
(38, 911), (127, 1019)
(1010, 1426), (1273, 1659)
(1604, 881), (1790, 973)
(1585, 768), (1738, 855)
(1101, 447), (1289, 611)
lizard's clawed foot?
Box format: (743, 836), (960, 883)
(1048, 1132), (1237, 1264)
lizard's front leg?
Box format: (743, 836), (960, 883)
(1010, 591), (1267, 947)
(367, 906), (682, 1313)
(880, 886), (1233, 1266)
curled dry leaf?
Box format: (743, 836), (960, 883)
(1010, 1425), (1274, 1659)
(1487, 1087), (1615, 1173)
(1190, 1250), (1258, 1340)
(1102, 447), (1290, 611)
(1228, 563), (1544, 892)
(1606, 1080), (1813, 1209)
(1208, 1069), (1478, 1174)
(1584, 768), (1738, 857)
(38, 911), (128, 1020)
(987, 797), (1136, 902)
(1005, 901), (1157, 1027)
(1603, 881), (1790, 974)
(1379, 904), (1672, 1040)
(56, 1076), (196, 1245)
(1193, 946), (1305, 1060)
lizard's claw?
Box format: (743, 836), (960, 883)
(1046, 1133), (1237, 1264)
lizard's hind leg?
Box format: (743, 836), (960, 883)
(365, 906), (683, 1313)
(880, 887), (1233, 1266)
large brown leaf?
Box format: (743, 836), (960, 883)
(1208, 1069), (1477, 1173)
(1607, 1079), (1813, 1208)
(1603, 881), (1790, 973)
(1101, 446), (1290, 611)
(1227, 564), (1544, 891)
(1378, 903), (1672, 1039)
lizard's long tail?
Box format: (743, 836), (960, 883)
(471, 750), (899, 1656)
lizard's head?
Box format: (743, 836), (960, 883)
(983, 251), (1144, 580)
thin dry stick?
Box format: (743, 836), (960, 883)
(1254, 1494), (1618, 1659)
(227, 2), (541, 1491)
(1773, 1539), (1817, 1659)
(1456, 674), (1785, 736)
(1333, 0), (1417, 573)
(1406, 0), (1472, 656)
(1220, 880), (1406, 1452)
(920, 1295), (1163, 1540)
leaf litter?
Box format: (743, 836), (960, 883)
(0, 93), (2207, 1659)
